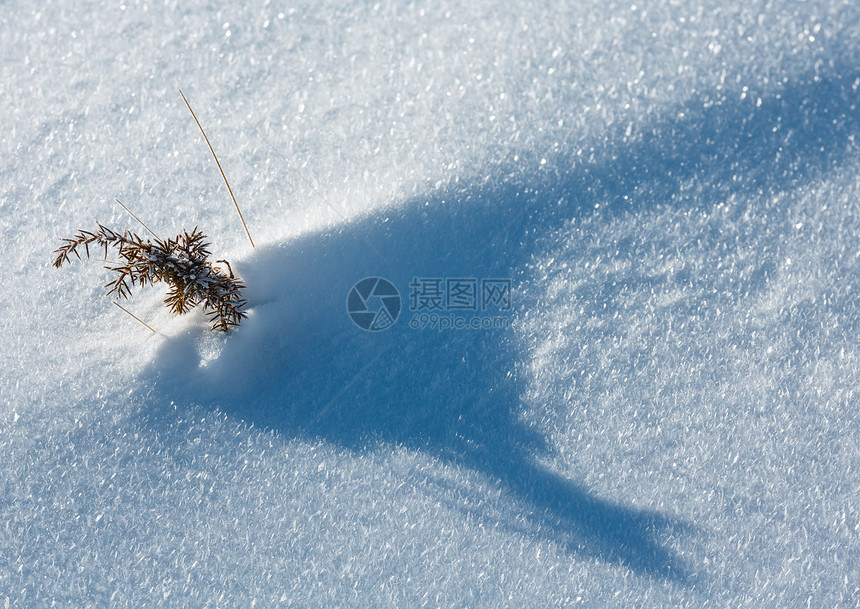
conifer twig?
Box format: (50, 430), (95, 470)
(179, 89), (255, 249)
(53, 225), (247, 331)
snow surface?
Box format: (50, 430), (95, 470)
(2, 0), (859, 606)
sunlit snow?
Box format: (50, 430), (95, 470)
(1, 0), (858, 606)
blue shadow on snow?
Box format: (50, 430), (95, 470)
(138, 68), (860, 584)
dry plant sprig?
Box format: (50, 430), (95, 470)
(53, 224), (247, 331)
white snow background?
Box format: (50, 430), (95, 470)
(1, 0), (859, 606)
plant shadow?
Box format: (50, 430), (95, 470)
(138, 68), (860, 584)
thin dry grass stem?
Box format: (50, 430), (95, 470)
(179, 89), (255, 249)
(113, 301), (157, 333)
(115, 198), (160, 240)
